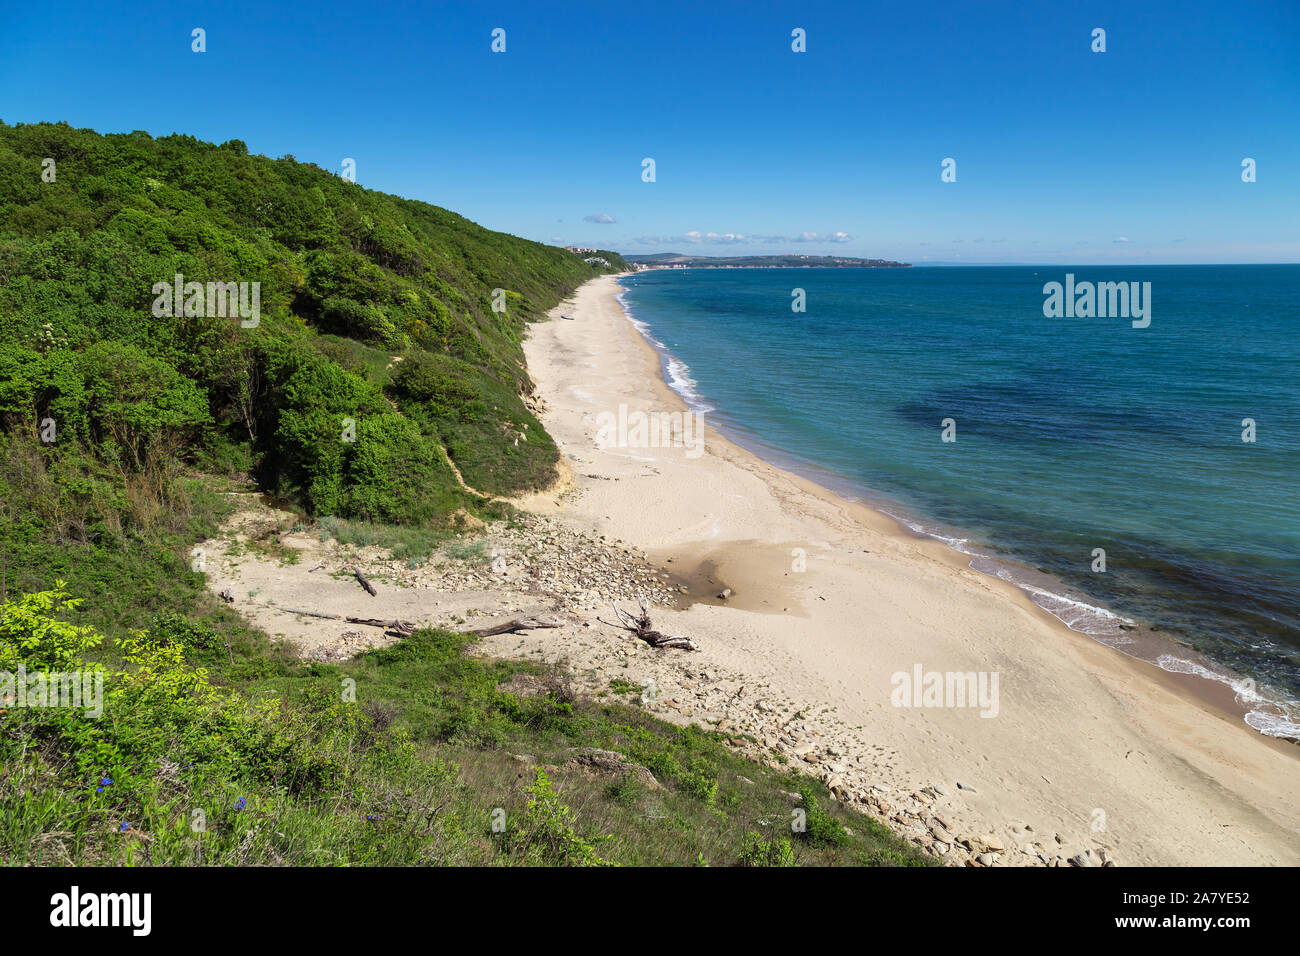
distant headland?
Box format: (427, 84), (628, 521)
(625, 253), (912, 270)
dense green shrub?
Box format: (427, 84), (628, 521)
(508, 769), (615, 867)
(796, 786), (851, 847)
(740, 832), (796, 867)
(343, 414), (461, 524)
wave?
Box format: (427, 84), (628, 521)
(869, 504), (1300, 740)
(617, 288), (716, 413)
(878, 506), (1135, 636)
(1156, 654), (1300, 740)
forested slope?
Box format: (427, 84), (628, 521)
(0, 120), (626, 532)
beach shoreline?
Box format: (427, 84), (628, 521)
(612, 277), (1298, 741)
(517, 273), (1300, 866)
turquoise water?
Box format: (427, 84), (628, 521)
(617, 266), (1300, 737)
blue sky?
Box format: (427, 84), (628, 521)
(2, 0), (1296, 263)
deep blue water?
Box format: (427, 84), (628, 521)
(618, 265), (1300, 737)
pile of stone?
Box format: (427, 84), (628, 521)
(347, 514), (680, 611)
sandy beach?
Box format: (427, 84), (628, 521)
(509, 273), (1300, 866)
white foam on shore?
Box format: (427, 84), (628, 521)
(878, 506), (1134, 638)
(616, 289), (664, 346)
(893, 496), (1300, 740)
(1156, 654), (1300, 740)
(663, 356), (715, 412)
(1010, 577), (1135, 636)
(883, 505), (1300, 739)
(616, 287), (716, 413)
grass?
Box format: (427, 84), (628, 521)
(443, 538), (490, 563)
(307, 515), (497, 568)
(608, 677), (643, 697)
(223, 515), (303, 567)
(228, 627), (932, 865)
(314, 515), (452, 566)
(1, 594), (931, 866)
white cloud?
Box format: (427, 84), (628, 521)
(629, 229), (854, 247)
(584, 212), (617, 223)
(660, 231), (852, 247)
(790, 231), (852, 243)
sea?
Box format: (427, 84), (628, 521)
(616, 265), (1300, 739)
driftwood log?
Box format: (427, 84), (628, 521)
(350, 567), (377, 596)
(349, 617), (416, 635)
(282, 607), (416, 635)
(469, 617), (564, 637)
(611, 597), (698, 651)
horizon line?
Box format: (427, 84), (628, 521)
(616, 259), (1300, 267)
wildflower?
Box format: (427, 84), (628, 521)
(118, 822), (130, 832)
(96, 775), (113, 793)
(235, 797), (246, 811)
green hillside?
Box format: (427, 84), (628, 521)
(0, 120), (626, 523)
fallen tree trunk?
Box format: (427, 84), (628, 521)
(611, 597), (698, 651)
(350, 567), (377, 596)
(635, 629), (697, 650)
(281, 607), (416, 635)
(350, 617), (417, 635)
(282, 607), (342, 621)
(469, 617), (564, 637)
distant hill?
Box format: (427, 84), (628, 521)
(627, 253), (910, 269)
